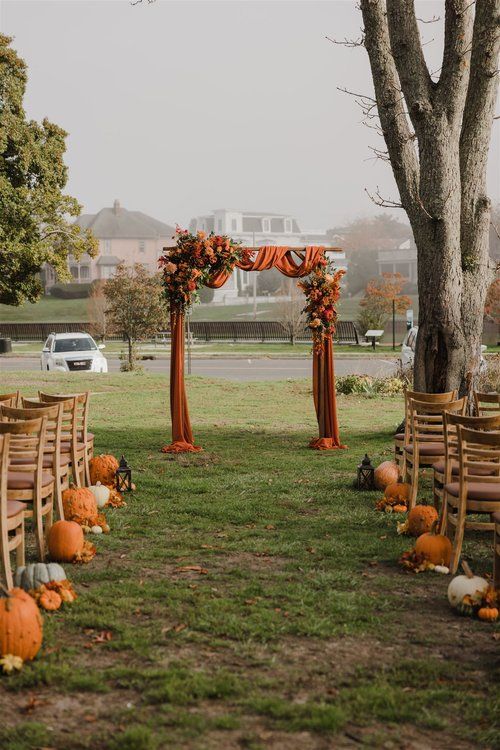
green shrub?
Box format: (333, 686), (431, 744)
(49, 282), (92, 299)
(336, 374), (406, 396)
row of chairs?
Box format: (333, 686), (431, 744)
(0, 390), (94, 588)
(394, 390), (500, 573)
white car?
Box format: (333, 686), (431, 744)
(41, 332), (108, 373)
(401, 326), (487, 372)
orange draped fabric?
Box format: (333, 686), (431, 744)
(162, 246), (345, 453)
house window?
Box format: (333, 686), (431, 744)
(139, 240), (146, 253)
(262, 218), (270, 232)
(70, 266), (79, 279)
(101, 266), (116, 280)
(80, 266), (90, 280)
(104, 240), (112, 253)
(217, 219), (223, 232)
(231, 219), (237, 232)
(285, 219), (292, 233)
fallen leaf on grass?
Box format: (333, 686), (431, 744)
(93, 630), (113, 643)
(162, 623), (187, 634)
(83, 714), (97, 722)
(265, 524), (276, 530)
(175, 565), (208, 575)
(21, 696), (45, 713)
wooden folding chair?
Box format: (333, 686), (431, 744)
(474, 391), (500, 416)
(11, 401), (68, 521)
(39, 392), (87, 487)
(0, 392), (20, 407)
(434, 412), (500, 519)
(444, 426), (500, 573)
(0, 433), (26, 589)
(43, 392), (93, 485)
(404, 397), (466, 510)
(0, 416), (54, 560)
(493, 511), (500, 590)
(395, 390), (457, 475)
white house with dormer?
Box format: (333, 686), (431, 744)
(189, 209), (346, 301)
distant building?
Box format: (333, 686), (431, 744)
(377, 239), (418, 283)
(43, 200), (175, 288)
(189, 209), (346, 300)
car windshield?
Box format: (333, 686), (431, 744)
(53, 337), (96, 353)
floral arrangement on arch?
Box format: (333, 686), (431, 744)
(298, 261), (345, 352)
(159, 227), (253, 313)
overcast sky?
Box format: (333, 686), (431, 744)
(1, 0), (499, 232)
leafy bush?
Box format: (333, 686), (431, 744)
(336, 374), (406, 396)
(49, 283), (92, 299)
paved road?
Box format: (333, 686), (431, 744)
(0, 356), (397, 381)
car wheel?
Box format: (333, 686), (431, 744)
(47, 364), (50, 371)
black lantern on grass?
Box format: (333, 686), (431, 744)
(357, 454), (375, 490)
(116, 455), (133, 492)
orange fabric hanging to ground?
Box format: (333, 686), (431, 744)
(162, 246), (345, 453)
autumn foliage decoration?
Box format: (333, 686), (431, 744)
(159, 227), (253, 314)
(298, 261), (345, 353)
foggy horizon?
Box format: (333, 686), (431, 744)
(1, 0), (499, 233)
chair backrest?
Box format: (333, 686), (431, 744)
(403, 390), (458, 442)
(474, 391), (500, 416)
(0, 416), (47, 475)
(44, 392), (90, 444)
(38, 392), (78, 449)
(457, 426), (500, 485)
(443, 412), (500, 482)
(408, 397), (467, 446)
(4, 403), (63, 470)
(0, 392), (19, 407)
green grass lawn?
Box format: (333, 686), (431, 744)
(0, 372), (498, 750)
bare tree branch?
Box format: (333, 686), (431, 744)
(436, 0), (474, 119)
(364, 186), (403, 208)
(325, 35), (364, 48)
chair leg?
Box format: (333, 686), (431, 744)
(33, 495), (46, 561)
(407, 459), (419, 511)
(0, 526), (13, 590)
(83, 450), (91, 487)
(56, 476), (65, 521)
(15, 521), (25, 567)
(449, 503), (466, 574)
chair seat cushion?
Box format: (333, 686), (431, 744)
(404, 442), (444, 456)
(433, 460), (495, 477)
(445, 481), (500, 502)
(60, 442), (86, 454)
(10, 454), (71, 470)
(7, 500), (27, 517)
(493, 510), (500, 524)
(394, 433), (404, 443)
(7, 471), (54, 490)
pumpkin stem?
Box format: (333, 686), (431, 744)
(461, 560), (474, 579)
(430, 519), (439, 535)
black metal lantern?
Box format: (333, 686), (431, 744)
(357, 454), (375, 490)
(116, 455), (133, 492)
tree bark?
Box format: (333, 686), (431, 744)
(360, 0), (499, 395)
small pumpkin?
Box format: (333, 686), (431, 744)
(415, 522), (452, 566)
(89, 454), (119, 487)
(88, 481), (110, 509)
(447, 561), (489, 609)
(48, 520), (84, 562)
(62, 485), (97, 525)
(374, 461), (399, 491)
(478, 607), (499, 622)
(0, 588), (43, 661)
(14, 563), (67, 592)
(407, 505), (439, 537)
(384, 482), (410, 504)
(91, 525), (103, 535)
(392, 504), (408, 514)
(39, 590), (62, 612)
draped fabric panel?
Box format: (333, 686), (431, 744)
(162, 246), (345, 453)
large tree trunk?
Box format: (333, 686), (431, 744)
(360, 0), (499, 395)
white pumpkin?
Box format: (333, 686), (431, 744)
(88, 481), (110, 509)
(14, 562), (67, 591)
(91, 525), (103, 534)
(447, 561), (488, 608)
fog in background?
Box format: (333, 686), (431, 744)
(1, 0), (499, 232)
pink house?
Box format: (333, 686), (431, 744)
(44, 200), (175, 287)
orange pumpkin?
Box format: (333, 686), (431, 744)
(415, 525), (452, 566)
(392, 504), (408, 513)
(39, 590), (62, 611)
(478, 607), (498, 622)
(384, 482), (411, 504)
(62, 485), (97, 525)
(407, 505), (439, 536)
(48, 520), (84, 562)
(89, 454), (119, 487)
(374, 461), (399, 491)
(0, 588), (43, 661)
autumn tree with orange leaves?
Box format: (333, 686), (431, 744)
(358, 273), (411, 349)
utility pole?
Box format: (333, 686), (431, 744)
(392, 298), (396, 351)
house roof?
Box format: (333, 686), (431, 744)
(75, 200), (175, 240)
(96, 255), (122, 266)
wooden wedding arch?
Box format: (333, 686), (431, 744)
(162, 245), (346, 454)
